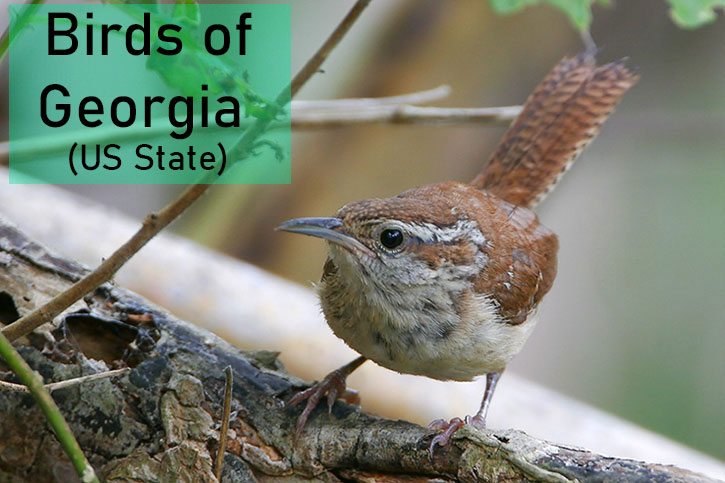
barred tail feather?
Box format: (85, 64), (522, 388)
(471, 53), (639, 209)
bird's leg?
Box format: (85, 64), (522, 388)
(287, 356), (367, 438)
(467, 370), (501, 428)
(427, 371), (502, 456)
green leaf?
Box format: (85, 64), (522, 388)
(666, 0), (725, 28)
(547, 0), (593, 30)
(489, 0), (597, 31)
(147, 48), (210, 96)
(491, 0), (724, 29)
(489, 0), (541, 14)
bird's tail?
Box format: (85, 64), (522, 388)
(470, 52), (639, 209)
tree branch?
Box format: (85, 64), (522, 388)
(291, 104), (521, 128)
(293, 84), (451, 108)
(0, 368), (129, 393)
(290, 0), (372, 98)
(214, 365), (234, 480)
(0, 219), (717, 482)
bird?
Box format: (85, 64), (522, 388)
(278, 51), (638, 453)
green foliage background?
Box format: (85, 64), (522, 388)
(491, 0), (725, 28)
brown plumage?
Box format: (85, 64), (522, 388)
(471, 52), (639, 209)
(335, 181), (558, 333)
(279, 52), (638, 451)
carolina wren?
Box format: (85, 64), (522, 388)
(279, 52), (637, 452)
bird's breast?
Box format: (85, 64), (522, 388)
(318, 257), (539, 381)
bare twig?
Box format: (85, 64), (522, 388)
(0, 368), (129, 393)
(290, 0), (372, 98)
(292, 85), (451, 109)
(214, 366), (234, 480)
(0, 330), (99, 482)
(292, 104), (521, 128)
(1, 184), (210, 342)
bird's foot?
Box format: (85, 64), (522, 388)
(286, 368), (360, 439)
(424, 415), (486, 457)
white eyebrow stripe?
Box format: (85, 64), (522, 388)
(398, 219), (487, 246)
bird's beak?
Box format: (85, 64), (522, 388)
(276, 217), (375, 258)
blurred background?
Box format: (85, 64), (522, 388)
(2, 0), (724, 462)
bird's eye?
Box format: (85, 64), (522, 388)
(379, 228), (404, 250)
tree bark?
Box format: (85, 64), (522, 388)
(0, 218), (716, 482)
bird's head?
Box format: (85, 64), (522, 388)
(277, 184), (491, 291)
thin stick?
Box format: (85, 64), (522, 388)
(291, 104), (521, 128)
(0, 368), (129, 393)
(1, 184), (210, 342)
(292, 85), (451, 109)
(290, 0), (372, 99)
(226, 0), (373, 162)
(214, 366), (234, 480)
(0, 330), (99, 482)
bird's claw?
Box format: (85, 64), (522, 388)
(424, 415), (486, 458)
(424, 417), (465, 458)
(286, 368), (357, 439)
